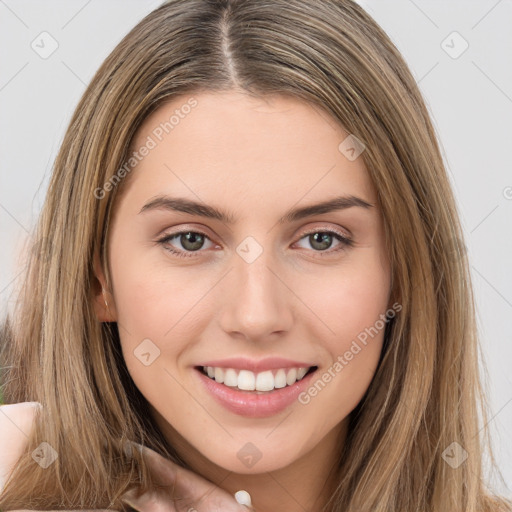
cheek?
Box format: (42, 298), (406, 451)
(297, 255), (390, 400)
(305, 252), (390, 339)
(108, 252), (203, 410)
(110, 239), (192, 330)
(109, 243), (215, 371)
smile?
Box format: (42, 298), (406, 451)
(200, 365), (317, 392)
(194, 365), (319, 418)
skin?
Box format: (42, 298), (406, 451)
(1, 405), (248, 512)
(93, 91), (392, 512)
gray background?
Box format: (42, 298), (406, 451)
(0, 0), (510, 495)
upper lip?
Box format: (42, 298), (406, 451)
(196, 357), (317, 374)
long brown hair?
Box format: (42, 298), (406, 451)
(1, 0), (510, 510)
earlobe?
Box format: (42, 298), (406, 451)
(92, 249), (117, 323)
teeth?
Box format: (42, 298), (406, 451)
(239, 370), (255, 390)
(224, 368), (238, 387)
(214, 367), (224, 383)
(256, 370), (274, 391)
(297, 367), (308, 380)
(203, 366), (313, 392)
(274, 369), (287, 389)
(286, 368), (297, 385)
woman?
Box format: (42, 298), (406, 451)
(1, 0), (510, 510)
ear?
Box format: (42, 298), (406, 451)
(92, 249), (117, 323)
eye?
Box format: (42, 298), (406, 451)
(156, 227), (354, 259)
(157, 230), (215, 258)
(294, 229), (354, 256)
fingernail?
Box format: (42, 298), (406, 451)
(234, 489), (252, 508)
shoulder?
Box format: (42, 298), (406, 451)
(0, 402), (41, 491)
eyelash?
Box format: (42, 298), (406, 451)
(156, 228), (354, 259)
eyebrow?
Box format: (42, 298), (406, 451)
(138, 194), (374, 224)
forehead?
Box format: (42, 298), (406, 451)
(123, 91), (377, 211)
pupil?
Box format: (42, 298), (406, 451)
(310, 232), (332, 251)
(182, 232), (204, 251)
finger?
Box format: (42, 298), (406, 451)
(123, 484), (255, 512)
(234, 490), (253, 509)
(0, 402), (42, 492)
(122, 442), (250, 512)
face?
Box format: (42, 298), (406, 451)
(94, 91), (392, 475)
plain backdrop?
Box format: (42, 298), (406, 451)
(0, 0), (511, 496)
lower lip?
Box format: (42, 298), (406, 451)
(195, 367), (317, 418)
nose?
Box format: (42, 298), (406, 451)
(218, 247), (294, 342)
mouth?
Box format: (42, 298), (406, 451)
(194, 365), (318, 394)
(194, 364), (319, 418)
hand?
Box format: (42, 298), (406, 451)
(121, 442), (252, 512)
(0, 402), (42, 491)
(0, 402), (251, 512)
